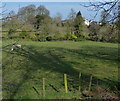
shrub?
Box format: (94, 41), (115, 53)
(46, 36), (52, 41)
(75, 36), (86, 41)
(35, 32), (40, 36)
(98, 25), (118, 43)
(71, 34), (77, 40)
(8, 28), (16, 39)
(8, 29), (15, 35)
(40, 37), (46, 42)
(29, 33), (38, 41)
(58, 37), (65, 41)
(19, 31), (28, 39)
(64, 33), (72, 40)
(65, 33), (78, 41)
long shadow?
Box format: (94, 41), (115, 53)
(50, 46), (119, 88)
(2, 45), (119, 99)
(52, 46), (119, 63)
(3, 46), (80, 99)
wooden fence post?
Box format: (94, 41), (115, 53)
(11, 56), (14, 67)
(79, 72), (82, 92)
(88, 74), (93, 91)
(43, 78), (45, 98)
(64, 74), (68, 93)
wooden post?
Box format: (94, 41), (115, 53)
(43, 78), (45, 98)
(64, 74), (68, 93)
(11, 56), (14, 67)
(79, 72), (81, 92)
(88, 74), (93, 91)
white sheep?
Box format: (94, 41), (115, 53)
(11, 44), (22, 51)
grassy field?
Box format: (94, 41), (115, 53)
(2, 40), (119, 99)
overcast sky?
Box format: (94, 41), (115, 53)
(2, 2), (102, 21)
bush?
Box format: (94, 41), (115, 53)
(75, 36), (86, 41)
(65, 33), (78, 41)
(71, 34), (77, 40)
(40, 37), (46, 42)
(64, 33), (71, 40)
(19, 31), (28, 39)
(35, 32), (40, 36)
(8, 28), (16, 39)
(58, 37), (66, 41)
(8, 28), (16, 35)
(98, 25), (118, 43)
(29, 33), (38, 41)
(46, 36), (52, 41)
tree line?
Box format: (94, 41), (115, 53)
(2, 4), (119, 43)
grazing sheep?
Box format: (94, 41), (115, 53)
(11, 44), (22, 51)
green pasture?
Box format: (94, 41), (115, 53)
(2, 40), (119, 99)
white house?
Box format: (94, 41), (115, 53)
(84, 18), (102, 26)
(84, 19), (89, 26)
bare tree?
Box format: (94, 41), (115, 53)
(81, 0), (119, 22)
(68, 8), (76, 20)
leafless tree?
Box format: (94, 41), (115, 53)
(0, 2), (7, 16)
(81, 0), (119, 23)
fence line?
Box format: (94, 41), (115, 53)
(32, 73), (94, 99)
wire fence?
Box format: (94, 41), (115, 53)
(31, 73), (119, 100)
(31, 73), (94, 99)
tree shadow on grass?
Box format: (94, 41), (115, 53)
(51, 45), (119, 83)
(2, 44), (119, 99)
(3, 45), (80, 99)
(53, 45), (119, 63)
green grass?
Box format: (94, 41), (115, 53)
(2, 40), (119, 99)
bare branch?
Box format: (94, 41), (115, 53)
(80, 0), (119, 22)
